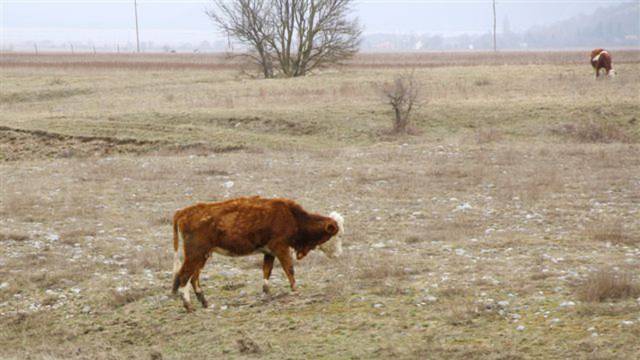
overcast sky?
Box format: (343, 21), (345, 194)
(1, 1), (634, 45)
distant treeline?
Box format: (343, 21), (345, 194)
(362, 3), (639, 51)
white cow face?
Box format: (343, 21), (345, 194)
(319, 211), (344, 258)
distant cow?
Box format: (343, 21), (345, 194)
(590, 48), (615, 78)
(171, 196), (344, 312)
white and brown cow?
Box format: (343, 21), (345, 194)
(171, 196), (344, 312)
(590, 48), (615, 79)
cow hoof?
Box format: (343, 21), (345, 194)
(262, 284), (270, 294)
(183, 302), (195, 313)
(195, 292), (208, 308)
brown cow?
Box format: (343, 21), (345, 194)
(171, 196), (344, 312)
(590, 48), (615, 79)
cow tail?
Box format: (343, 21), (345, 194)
(172, 218), (183, 294)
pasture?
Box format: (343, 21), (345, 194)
(1, 51), (639, 359)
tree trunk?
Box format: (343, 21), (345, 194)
(394, 107), (404, 133)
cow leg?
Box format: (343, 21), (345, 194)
(191, 267), (209, 308)
(262, 254), (275, 294)
(274, 250), (296, 292)
(173, 257), (204, 312)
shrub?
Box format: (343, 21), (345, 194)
(578, 269), (640, 302)
(380, 72), (421, 134)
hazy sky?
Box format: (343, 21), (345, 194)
(0, 1), (634, 45)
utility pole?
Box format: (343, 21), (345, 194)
(492, 0), (497, 52)
(34, 43), (38, 55)
(134, 0), (140, 53)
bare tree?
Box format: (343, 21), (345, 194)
(207, 0), (361, 78)
(207, 0), (274, 78)
(381, 73), (421, 134)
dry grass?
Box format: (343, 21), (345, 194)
(444, 299), (480, 326)
(4, 50), (639, 70)
(0, 88), (92, 104)
(475, 127), (502, 144)
(0, 232), (30, 242)
(355, 258), (406, 280)
(552, 119), (635, 143)
(107, 288), (152, 308)
(588, 220), (638, 246)
(1, 52), (639, 359)
(577, 269), (640, 302)
(474, 78), (491, 86)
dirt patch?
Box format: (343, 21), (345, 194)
(0, 126), (245, 161)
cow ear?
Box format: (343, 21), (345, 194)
(325, 222), (338, 235)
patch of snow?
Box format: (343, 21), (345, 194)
(45, 233), (60, 242)
(454, 203), (472, 212)
(559, 301), (575, 308)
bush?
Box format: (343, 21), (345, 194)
(578, 269), (640, 302)
(380, 72), (422, 134)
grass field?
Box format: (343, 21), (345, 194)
(1, 51), (640, 359)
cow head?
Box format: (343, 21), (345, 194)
(318, 211), (344, 258)
(294, 211), (344, 260)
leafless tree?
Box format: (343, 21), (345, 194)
(207, 0), (274, 78)
(207, 0), (361, 78)
(381, 72), (421, 134)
